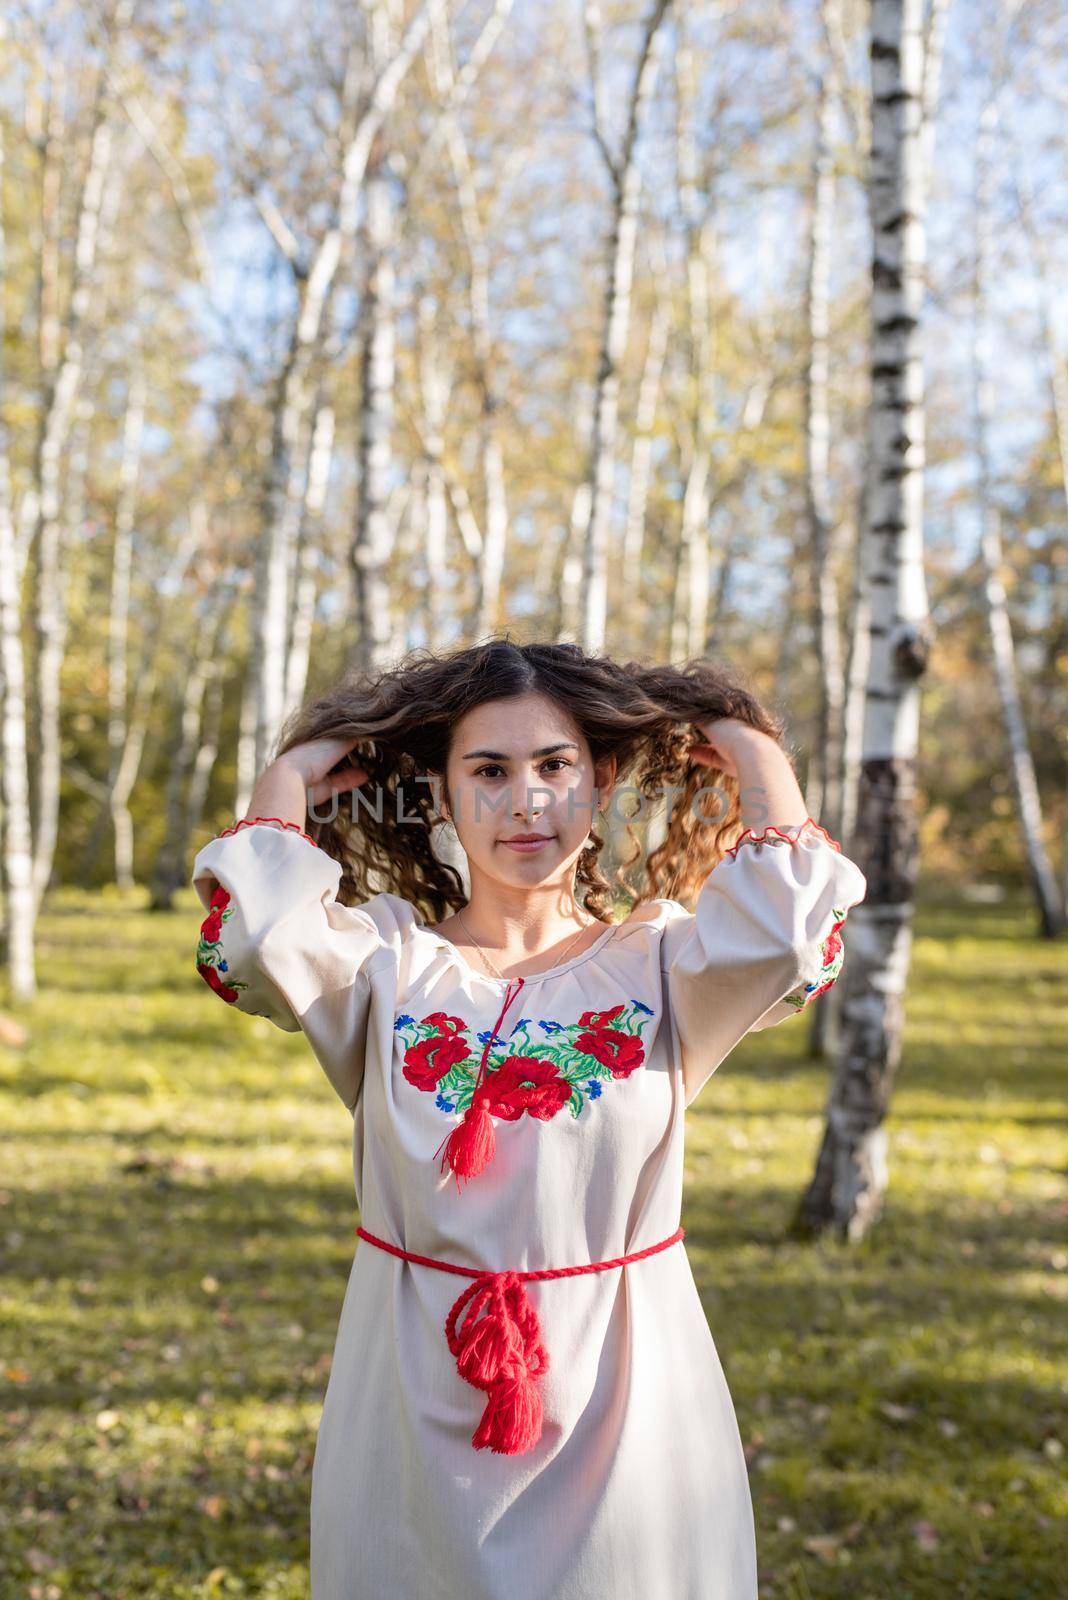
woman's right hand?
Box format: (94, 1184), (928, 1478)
(277, 737), (372, 809)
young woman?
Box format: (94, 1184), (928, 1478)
(192, 638), (867, 1599)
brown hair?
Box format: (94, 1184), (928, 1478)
(273, 636), (790, 923)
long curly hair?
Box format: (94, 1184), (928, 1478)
(272, 636), (791, 924)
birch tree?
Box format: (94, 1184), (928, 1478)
(105, 364), (146, 888)
(803, 59), (846, 834)
(796, 0), (935, 1241)
(150, 585), (236, 908)
(580, 0), (672, 653)
(78, 506), (208, 885)
(666, 26), (716, 665)
(0, 116), (36, 1000)
(968, 99), (1065, 935)
(426, 0), (519, 643)
(350, 108), (402, 674)
(347, 0), (517, 669)
(30, 71), (118, 916)
(620, 229), (671, 652)
(997, 102), (1068, 915)
(250, 0), (439, 768)
(809, 0), (948, 1063)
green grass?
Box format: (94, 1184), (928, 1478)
(1, 887), (1065, 1598)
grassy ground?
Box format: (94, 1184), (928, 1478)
(1, 885), (1064, 1599)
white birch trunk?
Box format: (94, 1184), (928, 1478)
(581, 0), (672, 652)
(283, 396), (336, 722)
(428, 15), (512, 642)
(970, 103), (1065, 935)
(151, 590), (232, 907)
(674, 27), (718, 662)
(617, 224), (668, 656)
(184, 649), (225, 852)
(78, 504), (208, 883)
(802, 43), (847, 1061)
(350, 131), (400, 673)
(0, 118), (36, 998)
(235, 663), (259, 825)
(254, 0), (437, 763)
(797, 0), (934, 1241)
(30, 101), (114, 916)
(417, 293), (451, 648)
(621, 259), (670, 612)
(998, 105), (1068, 912)
(559, 480), (593, 643)
(107, 366), (146, 887)
(804, 61), (845, 832)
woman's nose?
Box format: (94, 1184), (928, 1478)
(513, 773), (547, 817)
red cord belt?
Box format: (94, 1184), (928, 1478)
(355, 1223), (686, 1456)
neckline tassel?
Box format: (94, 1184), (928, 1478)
(433, 976), (526, 1191)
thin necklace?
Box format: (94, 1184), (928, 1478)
(455, 907), (596, 980)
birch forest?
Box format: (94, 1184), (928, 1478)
(2, 0), (1068, 1590)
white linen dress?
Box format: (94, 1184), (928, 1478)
(192, 814), (867, 1600)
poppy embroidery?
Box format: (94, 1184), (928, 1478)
(394, 999), (655, 1124)
(196, 885), (250, 1004)
(781, 908), (847, 1012)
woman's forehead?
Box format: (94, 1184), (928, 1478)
(452, 694), (584, 752)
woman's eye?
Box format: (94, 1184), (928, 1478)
(473, 760), (570, 779)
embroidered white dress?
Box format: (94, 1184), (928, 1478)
(192, 815), (867, 1600)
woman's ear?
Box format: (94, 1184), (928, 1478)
(425, 768), (449, 819)
(594, 754), (617, 816)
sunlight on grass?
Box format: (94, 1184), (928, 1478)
(1, 885), (1065, 1597)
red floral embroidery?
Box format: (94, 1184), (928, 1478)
(475, 1056), (572, 1121)
(574, 1004), (645, 1079)
(780, 910), (848, 1013)
(196, 885), (250, 1004)
(402, 1017), (472, 1091)
(394, 998), (655, 1124)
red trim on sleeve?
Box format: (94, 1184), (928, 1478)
(215, 815), (320, 848)
(724, 815), (843, 861)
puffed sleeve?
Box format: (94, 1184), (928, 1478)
(661, 818), (867, 1108)
(192, 817), (388, 1112)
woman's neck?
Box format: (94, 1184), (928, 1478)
(428, 890), (606, 974)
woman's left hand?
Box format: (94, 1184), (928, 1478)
(686, 717), (760, 779)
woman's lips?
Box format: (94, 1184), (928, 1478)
(500, 836), (553, 852)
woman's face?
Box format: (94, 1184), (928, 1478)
(434, 692), (615, 895)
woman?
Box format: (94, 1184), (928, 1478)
(192, 637), (867, 1599)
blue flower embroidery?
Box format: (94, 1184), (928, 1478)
(394, 1014), (415, 1030)
(587, 1080), (602, 1097)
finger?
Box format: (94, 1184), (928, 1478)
(306, 768), (370, 808)
(688, 743), (736, 773)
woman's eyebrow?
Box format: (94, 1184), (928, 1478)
(460, 742), (580, 760)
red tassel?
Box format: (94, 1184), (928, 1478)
(435, 1099), (496, 1186)
(432, 976), (526, 1191)
(453, 1302), (524, 1385)
(445, 1271), (550, 1455)
(472, 1369), (544, 1455)
(355, 1220), (687, 1457)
